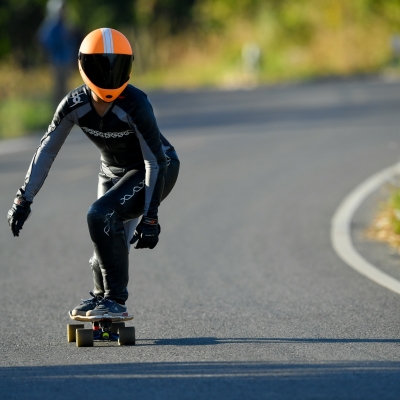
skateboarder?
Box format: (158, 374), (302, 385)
(7, 28), (179, 318)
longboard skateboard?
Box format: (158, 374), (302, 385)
(68, 311), (135, 347)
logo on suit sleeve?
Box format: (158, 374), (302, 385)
(69, 91), (85, 107)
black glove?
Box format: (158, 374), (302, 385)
(7, 197), (32, 237)
(130, 217), (160, 249)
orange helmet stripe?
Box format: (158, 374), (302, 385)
(80, 29), (104, 53)
(111, 29), (132, 54)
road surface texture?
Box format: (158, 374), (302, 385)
(0, 77), (400, 399)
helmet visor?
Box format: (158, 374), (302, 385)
(79, 53), (133, 89)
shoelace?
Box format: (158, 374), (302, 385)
(97, 297), (113, 306)
(81, 291), (100, 304)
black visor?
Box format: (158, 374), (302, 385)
(79, 53), (133, 89)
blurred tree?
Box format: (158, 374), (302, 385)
(67, 0), (135, 34)
(0, 0), (47, 68)
(368, 0), (400, 30)
(1, 0), (400, 77)
(136, 0), (197, 34)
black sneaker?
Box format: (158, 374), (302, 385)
(71, 292), (99, 316)
(86, 297), (128, 317)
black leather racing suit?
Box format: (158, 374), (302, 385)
(17, 84), (180, 302)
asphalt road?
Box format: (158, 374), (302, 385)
(1, 77), (400, 399)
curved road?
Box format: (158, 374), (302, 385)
(1, 77), (400, 399)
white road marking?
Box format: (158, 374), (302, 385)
(331, 163), (400, 294)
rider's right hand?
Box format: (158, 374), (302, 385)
(7, 197), (32, 237)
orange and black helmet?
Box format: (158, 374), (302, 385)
(78, 28), (133, 102)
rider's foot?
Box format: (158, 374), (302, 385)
(71, 292), (99, 316)
(86, 297), (128, 317)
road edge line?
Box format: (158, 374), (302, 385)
(331, 163), (400, 295)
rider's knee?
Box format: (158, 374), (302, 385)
(87, 202), (114, 225)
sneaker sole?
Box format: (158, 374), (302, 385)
(71, 310), (90, 316)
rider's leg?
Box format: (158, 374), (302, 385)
(90, 254), (104, 297)
(87, 169), (144, 303)
(89, 174), (141, 295)
(89, 171), (114, 297)
(87, 149), (180, 304)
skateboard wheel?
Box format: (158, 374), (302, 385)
(118, 326), (135, 346)
(67, 324), (84, 343)
(111, 322), (125, 334)
(76, 328), (94, 347)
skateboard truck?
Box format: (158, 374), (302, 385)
(93, 320), (115, 340)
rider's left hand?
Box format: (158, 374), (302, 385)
(130, 217), (160, 249)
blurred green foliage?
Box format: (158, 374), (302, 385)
(1, 0), (399, 70)
(1, 0), (400, 138)
(389, 189), (400, 235)
(367, 185), (400, 250)
(0, 0), (46, 67)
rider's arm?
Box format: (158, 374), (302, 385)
(17, 98), (75, 202)
(128, 95), (167, 219)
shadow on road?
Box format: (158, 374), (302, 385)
(1, 360), (400, 399)
(138, 337), (400, 346)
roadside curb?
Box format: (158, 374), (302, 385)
(331, 163), (400, 295)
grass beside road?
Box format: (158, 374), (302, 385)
(367, 186), (400, 252)
(0, 63), (53, 139)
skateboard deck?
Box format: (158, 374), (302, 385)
(68, 311), (134, 322)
